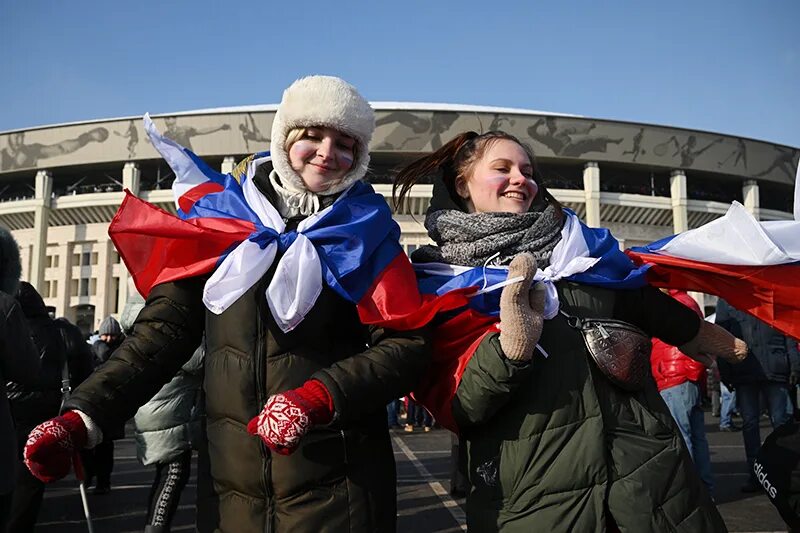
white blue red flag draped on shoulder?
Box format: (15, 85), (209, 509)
(627, 193), (800, 339)
(108, 115), (467, 332)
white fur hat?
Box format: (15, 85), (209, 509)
(270, 75), (375, 196)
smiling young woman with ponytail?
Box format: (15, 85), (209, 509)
(394, 130), (744, 532)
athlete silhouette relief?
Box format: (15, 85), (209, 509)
(665, 135), (724, 168)
(1, 128), (109, 171)
(162, 117), (230, 150)
(754, 146), (797, 180)
(527, 117), (623, 157)
(239, 113), (270, 151)
(375, 111), (459, 150)
(114, 120), (139, 159)
(717, 138), (748, 170)
(622, 128), (646, 162)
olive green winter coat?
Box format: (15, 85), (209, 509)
(453, 282), (726, 532)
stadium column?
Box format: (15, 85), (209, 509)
(117, 162), (141, 315)
(221, 156), (236, 175)
(53, 242), (70, 320)
(583, 162), (601, 227)
(742, 179), (760, 219)
(95, 239), (112, 322)
(31, 170), (53, 294)
(122, 162), (141, 194)
(670, 170), (689, 233)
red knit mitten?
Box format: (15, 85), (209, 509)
(24, 410), (88, 483)
(247, 380), (334, 456)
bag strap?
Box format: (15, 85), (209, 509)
(58, 326), (72, 413)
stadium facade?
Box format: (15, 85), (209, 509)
(1, 104), (797, 334)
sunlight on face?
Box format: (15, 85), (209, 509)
(288, 126), (356, 193)
(458, 139), (538, 214)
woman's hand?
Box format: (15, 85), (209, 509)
(24, 410), (88, 483)
(247, 380), (335, 455)
(679, 321), (748, 365)
(499, 253), (545, 362)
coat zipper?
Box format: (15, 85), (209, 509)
(340, 430), (349, 464)
(255, 306), (272, 533)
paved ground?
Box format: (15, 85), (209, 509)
(34, 412), (789, 532)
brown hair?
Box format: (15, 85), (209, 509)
(392, 130), (562, 217)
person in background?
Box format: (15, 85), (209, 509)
(85, 315), (126, 494)
(53, 316), (95, 404)
(386, 398), (401, 430)
(0, 228), (39, 533)
(716, 298), (800, 493)
(121, 289), (205, 533)
(719, 380), (740, 432)
(650, 289), (715, 496)
(7, 282), (67, 533)
(752, 422), (800, 532)
(404, 396), (433, 432)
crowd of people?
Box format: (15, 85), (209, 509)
(3, 75), (800, 532)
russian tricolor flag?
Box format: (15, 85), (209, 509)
(627, 197), (800, 340)
(109, 115), (466, 333)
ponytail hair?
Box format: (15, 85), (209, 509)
(392, 131), (478, 211)
(392, 130), (563, 218)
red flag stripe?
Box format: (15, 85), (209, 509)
(627, 250), (800, 339)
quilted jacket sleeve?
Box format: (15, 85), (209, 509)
(64, 278), (206, 433)
(312, 324), (431, 425)
(452, 332), (534, 430)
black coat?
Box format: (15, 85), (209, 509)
(54, 317), (94, 392)
(65, 166), (431, 532)
(0, 291), (39, 493)
(7, 282), (66, 427)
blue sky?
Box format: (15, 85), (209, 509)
(1, 1), (798, 146)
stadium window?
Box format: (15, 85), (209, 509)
(72, 252), (81, 266)
(81, 251), (91, 267)
(110, 250), (120, 264)
(90, 278), (97, 296)
(52, 255), (59, 268)
(71, 280), (79, 297)
(79, 277), (89, 297)
(91, 252), (98, 265)
(51, 280), (58, 298)
(111, 277), (120, 313)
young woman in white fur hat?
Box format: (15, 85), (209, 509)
(22, 76), (430, 533)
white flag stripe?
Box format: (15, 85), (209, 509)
(795, 160), (800, 221)
(658, 201), (800, 266)
(267, 234), (324, 332)
(143, 114), (211, 210)
(203, 239), (276, 315)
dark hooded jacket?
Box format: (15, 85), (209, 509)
(7, 282), (67, 428)
(0, 228), (39, 494)
(64, 163), (431, 533)
(53, 317), (95, 391)
(715, 298), (800, 386)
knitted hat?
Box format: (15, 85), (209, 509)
(755, 422), (800, 531)
(270, 75), (375, 196)
(99, 315), (122, 336)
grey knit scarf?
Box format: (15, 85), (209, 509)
(415, 203), (564, 267)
